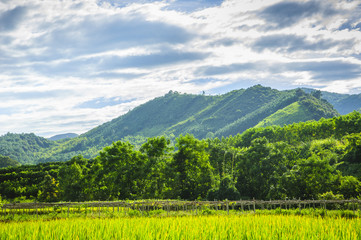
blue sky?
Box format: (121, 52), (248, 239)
(0, 0), (361, 137)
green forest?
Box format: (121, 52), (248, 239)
(1, 111), (361, 202)
(0, 86), (340, 165)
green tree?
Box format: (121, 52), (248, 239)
(93, 141), (145, 200)
(236, 137), (280, 199)
(279, 154), (340, 199)
(139, 136), (174, 199)
(0, 155), (20, 168)
(311, 90), (322, 99)
(172, 134), (214, 200)
(207, 174), (240, 200)
(58, 155), (89, 201)
(338, 175), (361, 199)
(37, 172), (59, 202)
(343, 133), (361, 163)
(140, 136), (173, 158)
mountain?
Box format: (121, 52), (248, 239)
(48, 133), (79, 141)
(302, 88), (361, 115)
(0, 155), (20, 168)
(0, 133), (55, 165)
(1, 111), (360, 202)
(329, 94), (361, 115)
(255, 102), (327, 128)
(0, 85), (339, 164)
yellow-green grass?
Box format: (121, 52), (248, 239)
(255, 102), (314, 128)
(1, 214), (360, 240)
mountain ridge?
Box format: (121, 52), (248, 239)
(302, 88), (361, 115)
(48, 133), (79, 141)
(0, 85), (340, 164)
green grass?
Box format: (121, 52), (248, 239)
(1, 214), (360, 239)
(255, 102), (315, 128)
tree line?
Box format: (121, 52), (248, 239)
(1, 112), (361, 202)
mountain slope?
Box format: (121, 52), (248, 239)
(255, 102), (317, 128)
(331, 94), (361, 115)
(48, 133), (79, 141)
(0, 85), (339, 164)
(0, 133), (56, 165)
(0, 155), (20, 168)
(302, 88), (361, 115)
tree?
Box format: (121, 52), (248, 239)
(207, 175), (240, 200)
(344, 133), (361, 163)
(172, 134), (214, 200)
(0, 155), (20, 168)
(338, 176), (361, 199)
(140, 136), (173, 199)
(58, 155), (89, 201)
(140, 136), (173, 158)
(236, 137), (274, 199)
(37, 172), (59, 202)
(311, 90), (322, 99)
(279, 154), (340, 199)
(93, 141), (145, 200)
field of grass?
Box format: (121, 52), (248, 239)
(1, 213), (360, 239)
(255, 102), (314, 128)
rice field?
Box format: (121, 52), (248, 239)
(1, 214), (360, 240)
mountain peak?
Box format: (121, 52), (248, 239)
(0, 85), (347, 164)
(48, 133), (79, 141)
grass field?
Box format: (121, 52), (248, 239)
(1, 214), (360, 240)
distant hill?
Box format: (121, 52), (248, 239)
(302, 88), (361, 115)
(0, 155), (20, 168)
(48, 133), (79, 141)
(255, 102), (322, 128)
(0, 85), (339, 164)
(0, 133), (55, 165)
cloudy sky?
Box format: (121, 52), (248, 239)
(1, 0), (361, 137)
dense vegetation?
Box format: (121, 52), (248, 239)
(303, 88), (361, 115)
(1, 112), (360, 202)
(0, 155), (20, 169)
(48, 133), (78, 141)
(0, 86), (339, 164)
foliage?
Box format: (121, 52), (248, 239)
(58, 155), (90, 201)
(0, 106), (360, 202)
(0, 155), (20, 168)
(320, 90), (361, 115)
(206, 175), (240, 200)
(92, 141), (146, 200)
(172, 134), (214, 200)
(318, 191), (344, 200)
(0, 85), (339, 165)
(37, 173), (59, 202)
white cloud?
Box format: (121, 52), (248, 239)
(0, 0), (361, 137)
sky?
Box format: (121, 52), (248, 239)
(1, 0), (361, 137)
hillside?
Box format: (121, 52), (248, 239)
(0, 85), (339, 164)
(1, 111), (361, 201)
(255, 102), (317, 128)
(331, 94), (361, 115)
(302, 88), (361, 115)
(0, 133), (56, 165)
(0, 155), (20, 168)
(48, 133), (79, 141)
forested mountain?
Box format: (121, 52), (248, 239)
(1, 112), (360, 202)
(0, 133), (56, 165)
(0, 85), (339, 164)
(48, 133), (78, 141)
(0, 155), (20, 168)
(330, 93), (361, 114)
(303, 88), (361, 115)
